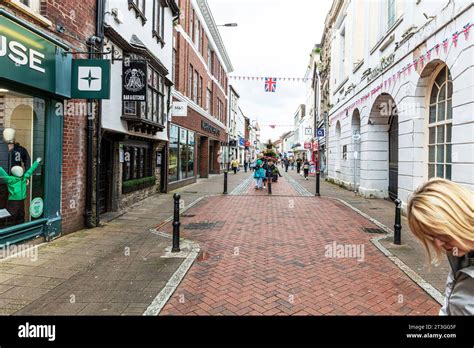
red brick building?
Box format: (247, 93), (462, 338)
(169, 0), (233, 190)
(0, 0), (96, 237)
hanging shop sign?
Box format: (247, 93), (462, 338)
(201, 120), (220, 137)
(122, 60), (147, 102)
(71, 59), (111, 99)
(304, 142), (312, 150)
(239, 137), (245, 147)
(0, 11), (71, 97)
(305, 128), (313, 136)
(245, 140), (251, 147)
(172, 102), (188, 117)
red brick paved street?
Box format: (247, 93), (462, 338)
(160, 175), (440, 315)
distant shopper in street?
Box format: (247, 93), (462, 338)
(267, 161), (281, 182)
(283, 157), (289, 173)
(407, 178), (474, 315)
(231, 159), (239, 174)
(253, 158), (265, 190)
(244, 159), (248, 173)
(262, 159), (269, 189)
(303, 160), (310, 180)
(296, 157), (302, 174)
(290, 157), (295, 170)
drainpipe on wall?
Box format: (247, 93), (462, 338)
(95, 0), (106, 227)
(85, 0), (105, 228)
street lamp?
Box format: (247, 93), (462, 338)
(217, 23), (238, 27)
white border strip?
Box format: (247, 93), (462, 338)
(143, 240), (200, 316)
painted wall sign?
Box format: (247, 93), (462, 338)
(71, 59), (111, 99)
(0, 12), (71, 97)
(122, 60), (147, 102)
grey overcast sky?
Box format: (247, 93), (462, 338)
(207, 0), (333, 143)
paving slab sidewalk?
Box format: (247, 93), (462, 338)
(0, 171), (247, 315)
(284, 169), (449, 293)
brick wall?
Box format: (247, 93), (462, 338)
(45, 0), (96, 234)
(175, 0), (229, 128)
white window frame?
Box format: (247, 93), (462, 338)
(425, 65), (453, 181)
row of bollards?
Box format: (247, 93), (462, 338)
(171, 171), (403, 252)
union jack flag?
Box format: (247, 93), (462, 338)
(265, 77), (277, 92)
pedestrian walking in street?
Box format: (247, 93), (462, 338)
(290, 157), (295, 170)
(283, 157), (289, 173)
(407, 178), (474, 315)
(244, 159), (248, 173)
(253, 158), (265, 190)
(267, 160), (282, 183)
(231, 159), (239, 175)
(296, 157), (302, 174)
(303, 160), (310, 180)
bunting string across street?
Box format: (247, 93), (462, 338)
(329, 21), (472, 125)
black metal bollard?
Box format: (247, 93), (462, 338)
(315, 170), (321, 197)
(394, 198), (402, 245)
(268, 179), (272, 195)
(172, 193), (181, 253)
(223, 171), (228, 194)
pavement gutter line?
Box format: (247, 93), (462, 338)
(143, 240), (200, 316)
(283, 172), (444, 306)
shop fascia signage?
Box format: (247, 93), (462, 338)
(201, 120), (220, 137)
(0, 12), (71, 97)
(367, 53), (395, 82)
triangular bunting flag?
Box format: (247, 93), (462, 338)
(452, 32), (459, 47)
(464, 23), (471, 40)
(443, 39), (449, 53)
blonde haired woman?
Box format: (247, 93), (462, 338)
(407, 178), (474, 315)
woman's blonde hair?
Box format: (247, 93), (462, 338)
(407, 178), (474, 264)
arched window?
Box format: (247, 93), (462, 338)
(428, 66), (452, 180)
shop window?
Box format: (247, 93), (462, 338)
(179, 128), (188, 180)
(168, 125), (195, 182)
(169, 125), (179, 182)
(0, 91), (45, 228)
(428, 66), (453, 180)
(122, 144), (154, 193)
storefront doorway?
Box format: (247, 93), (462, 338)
(98, 139), (112, 214)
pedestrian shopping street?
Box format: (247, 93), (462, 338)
(0, 171), (442, 315)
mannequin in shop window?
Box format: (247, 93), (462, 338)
(0, 128), (35, 226)
(0, 158), (42, 226)
(4, 128), (31, 174)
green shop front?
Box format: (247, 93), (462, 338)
(0, 10), (71, 246)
